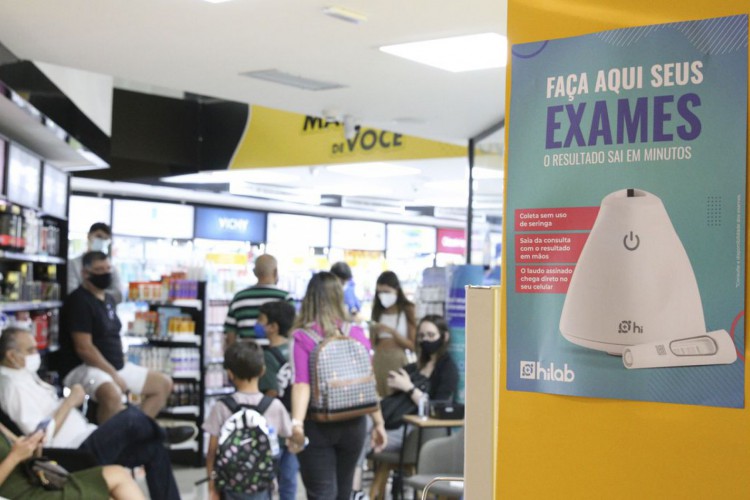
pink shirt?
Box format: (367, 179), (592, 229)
(292, 322), (371, 384)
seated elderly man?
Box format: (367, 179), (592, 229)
(0, 327), (181, 500)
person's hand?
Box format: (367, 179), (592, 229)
(387, 368), (412, 392)
(112, 374), (128, 393)
(370, 422), (387, 453)
(284, 437), (300, 455)
(290, 424), (306, 449)
(8, 431), (44, 463)
(67, 384), (87, 406)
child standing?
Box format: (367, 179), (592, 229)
(204, 342), (293, 500)
(257, 301), (298, 500)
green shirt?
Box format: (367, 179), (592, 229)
(224, 285), (292, 341)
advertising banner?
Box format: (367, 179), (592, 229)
(506, 15), (748, 407)
(229, 105), (465, 169)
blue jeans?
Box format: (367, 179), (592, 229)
(278, 445), (299, 500)
(79, 406), (179, 500)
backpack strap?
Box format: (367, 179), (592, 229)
(301, 328), (323, 344)
(219, 395), (241, 414)
(221, 394), (274, 415)
(267, 346), (287, 366)
(254, 395), (274, 415)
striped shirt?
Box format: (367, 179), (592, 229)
(224, 285), (292, 342)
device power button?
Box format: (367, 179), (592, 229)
(623, 231), (640, 251)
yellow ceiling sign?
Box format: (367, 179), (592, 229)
(229, 105), (465, 169)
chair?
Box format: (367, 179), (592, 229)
(403, 430), (464, 499)
(369, 427), (448, 499)
(0, 405), (98, 473)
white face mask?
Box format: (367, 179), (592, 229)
(23, 352), (41, 373)
(378, 292), (398, 309)
(90, 238), (110, 253)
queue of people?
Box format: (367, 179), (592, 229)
(0, 238), (460, 499)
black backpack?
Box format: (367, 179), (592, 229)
(266, 346), (293, 412)
(213, 395), (278, 494)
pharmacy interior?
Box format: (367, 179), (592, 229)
(0, 70), (503, 464)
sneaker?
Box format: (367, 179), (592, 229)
(162, 425), (196, 444)
(351, 490), (369, 500)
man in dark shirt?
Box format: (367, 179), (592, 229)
(60, 251), (173, 424)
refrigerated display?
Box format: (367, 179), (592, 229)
(385, 224), (436, 301)
(266, 213), (331, 299)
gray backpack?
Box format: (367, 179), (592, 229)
(304, 324), (379, 422)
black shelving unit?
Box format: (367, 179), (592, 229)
(129, 282), (208, 467)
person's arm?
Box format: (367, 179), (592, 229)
(387, 368), (425, 405)
(206, 435), (220, 500)
(289, 383), (310, 449)
(71, 332), (127, 391)
(51, 385), (86, 436)
(0, 431), (44, 485)
(430, 356), (459, 401)
(224, 299), (238, 347)
(369, 408), (387, 453)
(67, 257), (82, 295)
(107, 267), (124, 304)
(391, 306), (417, 351)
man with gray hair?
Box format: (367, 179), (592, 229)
(0, 327), (180, 500)
(224, 254), (293, 346)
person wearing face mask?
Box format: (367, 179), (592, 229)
(370, 271), (416, 397)
(0, 327), (180, 500)
(58, 252), (174, 425)
(67, 223), (124, 303)
(365, 315), (458, 499)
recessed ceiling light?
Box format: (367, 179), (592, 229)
(326, 162), (420, 178)
(202, 0), (234, 3)
(240, 69), (346, 91)
(322, 6), (367, 24)
(380, 33), (507, 72)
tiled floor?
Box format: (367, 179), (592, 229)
(138, 465), (392, 499)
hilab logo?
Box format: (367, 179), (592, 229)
(520, 361), (575, 382)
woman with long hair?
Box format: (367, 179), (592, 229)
(288, 272), (387, 500)
(368, 314), (458, 498)
(370, 271), (417, 396)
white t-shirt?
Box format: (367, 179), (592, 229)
(0, 366), (96, 448)
(203, 391), (292, 439)
(377, 311), (408, 340)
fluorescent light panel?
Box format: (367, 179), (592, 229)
(322, 6), (367, 24)
(326, 162), (420, 178)
(240, 69), (346, 91)
(380, 33), (507, 72)
(161, 170), (300, 185)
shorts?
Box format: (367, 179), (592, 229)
(63, 362), (149, 399)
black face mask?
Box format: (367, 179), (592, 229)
(88, 272), (112, 290)
(419, 338), (444, 359)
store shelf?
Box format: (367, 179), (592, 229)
(205, 386), (234, 397)
(0, 250), (66, 264)
(159, 405), (200, 421)
(168, 439), (199, 452)
(206, 357), (225, 365)
(171, 372), (201, 381)
(0, 300), (63, 313)
(148, 336), (202, 347)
